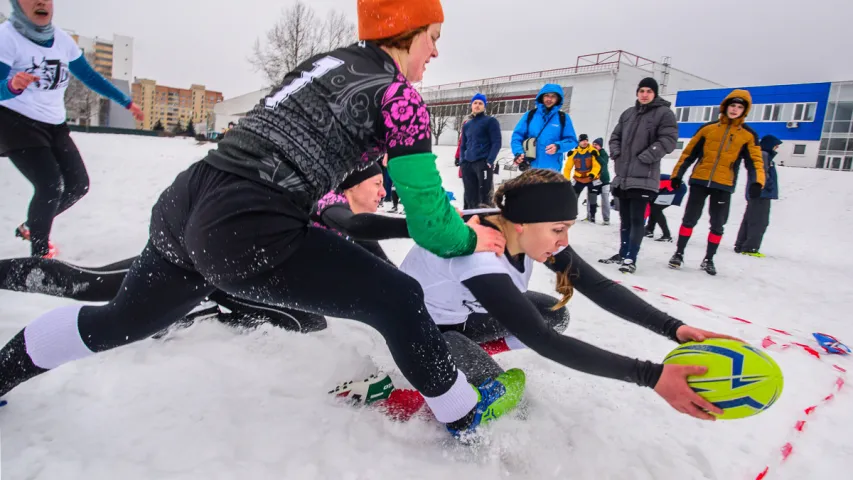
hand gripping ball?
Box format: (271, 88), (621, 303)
(663, 339), (784, 419)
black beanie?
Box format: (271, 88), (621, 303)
(728, 97), (748, 107)
(637, 77), (659, 97)
(579, 134), (589, 142)
(338, 162), (382, 191)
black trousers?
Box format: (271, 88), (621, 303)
(438, 291), (569, 384)
(676, 184), (731, 257)
(7, 134), (89, 256)
(461, 160), (493, 208)
(646, 204), (671, 238)
(618, 196), (652, 262)
(0, 161), (458, 398)
(573, 182), (598, 221)
(736, 198), (772, 252)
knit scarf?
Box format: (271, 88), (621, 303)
(9, 0), (55, 44)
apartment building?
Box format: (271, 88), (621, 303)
(132, 80), (224, 131)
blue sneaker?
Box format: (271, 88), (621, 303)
(447, 368), (526, 438)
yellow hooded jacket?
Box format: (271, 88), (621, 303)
(563, 144), (601, 184)
(672, 89), (765, 192)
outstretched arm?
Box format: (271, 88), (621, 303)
(548, 246), (684, 340)
(68, 55), (133, 108)
(320, 205), (409, 242)
(463, 273), (663, 387)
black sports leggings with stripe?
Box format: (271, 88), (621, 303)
(0, 256), (327, 333)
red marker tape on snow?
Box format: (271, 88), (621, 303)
(692, 304), (712, 311)
(794, 420), (806, 432)
(756, 467), (769, 480)
(837, 377), (845, 390)
(768, 328), (792, 336)
(661, 294), (679, 301)
(731, 316), (753, 324)
(781, 443), (793, 461)
(805, 406), (817, 415)
(834, 365), (847, 373)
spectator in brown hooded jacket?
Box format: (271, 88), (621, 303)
(667, 89), (765, 276)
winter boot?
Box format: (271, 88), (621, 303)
(15, 223), (58, 259)
(329, 372), (396, 406)
(668, 253), (684, 269)
(599, 254), (623, 264)
(446, 368), (526, 439)
(700, 258), (717, 276)
(619, 259), (637, 274)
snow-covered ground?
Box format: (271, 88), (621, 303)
(0, 134), (850, 479)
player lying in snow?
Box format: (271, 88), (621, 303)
(0, 168), (741, 422)
(339, 169), (742, 422)
(0, 163), (400, 334)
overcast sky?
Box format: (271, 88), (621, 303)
(3, 0), (851, 98)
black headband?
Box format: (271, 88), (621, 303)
(338, 162), (383, 191)
(500, 182), (577, 223)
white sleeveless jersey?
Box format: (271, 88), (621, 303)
(400, 246), (534, 326)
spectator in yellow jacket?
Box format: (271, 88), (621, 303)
(563, 134), (602, 222)
(668, 89), (765, 276)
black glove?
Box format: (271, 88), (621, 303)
(670, 177), (682, 190)
(612, 186), (623, 198)
(518, 158), (531, 172)
(748, 182), (763, 199)
(454, 157), (460, 167)
(493, 162), (500, 174)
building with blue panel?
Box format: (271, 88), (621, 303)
(671, 82), (853, 171)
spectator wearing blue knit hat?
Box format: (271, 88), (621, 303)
(459, 93), (502, 208)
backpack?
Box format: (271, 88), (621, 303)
(522, 108), (567, 160)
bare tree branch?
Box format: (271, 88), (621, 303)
(64, 50), (101, 126)
(248, 1), (355, 87)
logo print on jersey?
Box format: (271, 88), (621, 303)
(265, 56), (345, 110)
(25, 57), (70, 91)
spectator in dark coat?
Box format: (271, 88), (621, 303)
(735, 135), (781, 257)
(600, 77), (679, 274)
(459, 93), (502, 207)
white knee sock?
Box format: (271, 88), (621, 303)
(422, 370), (479, 423)
(24, 305), (94, 369)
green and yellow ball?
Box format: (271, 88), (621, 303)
(663, 339), (784, 419)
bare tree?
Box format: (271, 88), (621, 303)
(476, 83), (507, 116)
(249, 1), (355, 86)
(64, 51), (101, 126)
(318, 10), (356, 53)
(453, 106), (470, 136)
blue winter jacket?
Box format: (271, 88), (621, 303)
(511, 84), (578, 172)
(746, 136), (781, 200)
(459, 112), (502, 165)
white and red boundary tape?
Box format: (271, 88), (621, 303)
(612, 280), (849, 479)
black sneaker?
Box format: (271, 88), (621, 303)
(644, 231), (654, 238)
(655, 236), (673, 243)
(619, 259), (636, 274)
(599, 254), (623, 264)
(734, 246), (743, 254)
(700, 258), (717, 276)
(668, 253), (684, 269)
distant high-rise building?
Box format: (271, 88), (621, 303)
(132, 80), (224, 131)
(67, 32), (134, 82)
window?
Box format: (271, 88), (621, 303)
(844, 157), (853, 171)
(676, 141), (685, 149)
(702, 106), (716, 122)
(793, 144), (807, 155)
(675, 107), (689, 122)
(762, 104), (781, 122)
(832, 157), (842, 169)
(816, 156), (825, 168)
(792, 103), (817, 122)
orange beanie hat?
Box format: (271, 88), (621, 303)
(358, 0), (444, 41)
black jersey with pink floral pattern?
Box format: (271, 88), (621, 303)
(205, 41), (431, 209)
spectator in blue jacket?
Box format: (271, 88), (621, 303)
(735, 135), (781, 257)
(459, 93), (502, 207)
(511, 84), (578, 173)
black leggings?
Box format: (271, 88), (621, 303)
(438, 291), (569, 384)
(0, 256), (327, 333)
(8, 137), (89, 256)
